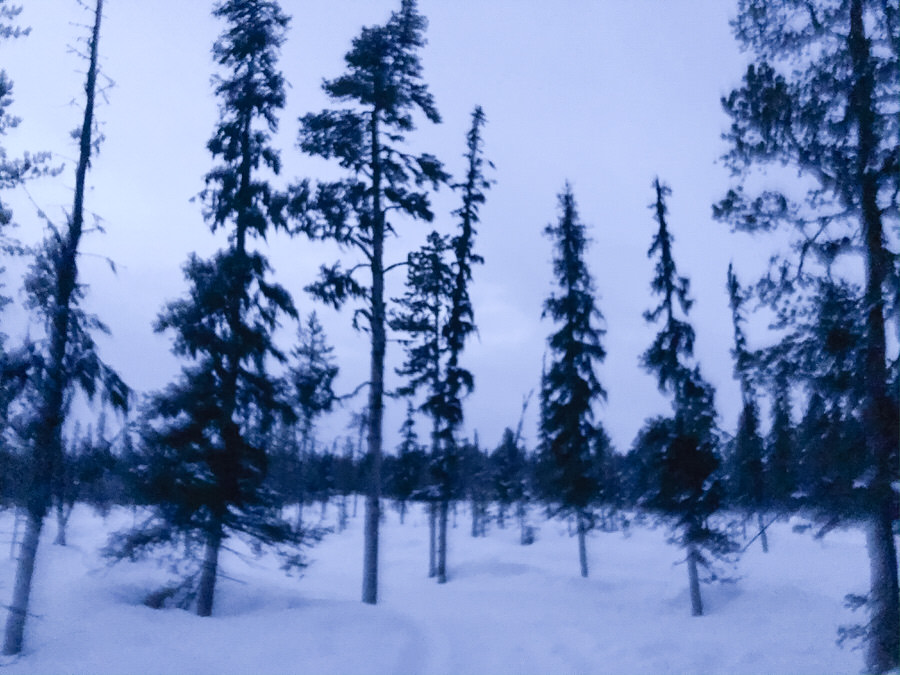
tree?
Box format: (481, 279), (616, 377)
(105, 0), (313, 619)
(725, 264), (768, 551)
(391, 400), (426, 524)
(537, 184), (607, 579)
(290, 312), (339, 456)
(294, 0), (446, 604)
(3, 0), (130, 655)
(715, 2), (898, 666)
(635, 178), (731, 617)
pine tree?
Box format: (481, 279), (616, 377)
(537, 184), (607, 579)
(3, 0), (128, 655)
(105, 0), (314, 619)
(294, 0), (446, 604)
(726, 265), (768, 551)
(714, 2), (898, 667)
(635, 178), (731, 617)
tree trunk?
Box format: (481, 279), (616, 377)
(428, 501), (436, 577)
(756, 512), (769, 554)
(687, 542), (703, 617)
(53, 501), (69, 546)
(196, 520), (222, 618)
(847, 3), (899, 670)
(362, 108), (385, 606)
(577, 510), (588, 578)
(470, 499), (478, 537)
(866, 507), (900, 674)
(3, 514), (42, 655)
(2, 0), (103, 655)
(437, 499), (448, 584)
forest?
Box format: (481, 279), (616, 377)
(0, 0), (896, 673)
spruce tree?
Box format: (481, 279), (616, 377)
(726, 264), (768, 551)
(294, 0), (445, 604)
(537, 184), (607, 579)
(392, 400), (425, 524)
(636, 178), (730, 617)
(105, 0), (312, 618)
(3, 0), (128, 655)
(714, 2), (898, 667)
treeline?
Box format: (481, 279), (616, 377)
(0, 0), (896, 672)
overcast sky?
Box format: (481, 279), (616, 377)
(2, 0), (776, 455)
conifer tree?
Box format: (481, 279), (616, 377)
(392, 400), (425, 524)
(294, 0), (445, 604)
(290, 312), (338, 458)
(714, 2), (898, 667)
(726, 265), (768, 551)
(105, 0), (312, 618)
(635, 178), (730, 617)
(537, 184), (607, 579)
(3, 0), (129, 656)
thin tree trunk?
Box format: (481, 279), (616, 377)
(847, 3), (900, 670)
(362, 107), (385, 606)
(9, 509), (20, 560)
(437, 499), (448, 584)
(577, 510), (588, 578)
(3, 514), (42, 655)
(399, 500), (406, 525)
(687, 542), (703, 617)
(756, 512), (769, 553)
(866, 507), (900, 674)
(428, 501), (436, 577)
(470, 499), (478, 537)
(196, 520), (222, 618)
(53, 502), (69, 546)
(3, 0), (103, 655)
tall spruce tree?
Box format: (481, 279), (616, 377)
(636, 178), (730, 617)
(726, 264), (768, 551)
(2, 0), (130, 655)
(294, 0), (445, 604)
(714, 2), (898, 667)
(391, 230), (453, 580)
(289, 312), (338, 456)
(105, 0), (312, 618)
(537, 184), (607, 579)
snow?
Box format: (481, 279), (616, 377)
(0, 503), (872, 674)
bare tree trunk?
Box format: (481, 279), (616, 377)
(866, 507), (900, 674)
(756, 512), (769, 553)
(196, 520), (222, 618)
(470, 499), (478, 537)
(3, 514), (42, 655)
(437, 499), (449, 584)
(361, 108), (385, 606)
(428, 501), (436, 578)
(577, 510), (588, 578)
(53, 501), (69, 546)
(399, 499), (406, 525)
(687, 542), (703, 617)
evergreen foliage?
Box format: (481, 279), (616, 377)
(716, 2), (899, 663)
(294, 0), (445, 604)
(105, 0), (316, 619)
(632, 178), (732, 616)
(537, 184), (607, 578)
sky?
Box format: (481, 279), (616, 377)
(0, 0), (777, 455)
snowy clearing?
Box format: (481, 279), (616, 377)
(0, 503), (873, 674)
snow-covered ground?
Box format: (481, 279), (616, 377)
(0, 503), (873, 674)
